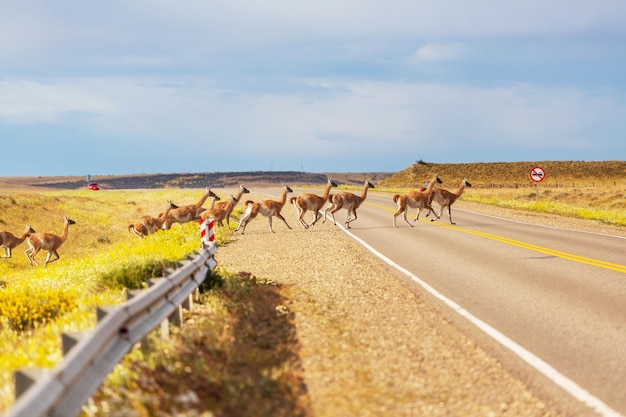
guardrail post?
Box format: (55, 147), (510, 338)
(14, 369), (48, 399)
(127, 289), (142, 300)
(159, 319), (170, 340)
(181, 292), (193, 311)
(169, 305), (183, 327)
(62, 332), (86, 355)
(97, 306), (117, 322)
(146, 278), (173, 340)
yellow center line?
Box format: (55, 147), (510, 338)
(367, 202), (626, 274)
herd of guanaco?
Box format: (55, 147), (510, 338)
(1, 176), (470, 267)
(0, 216), (77, 268)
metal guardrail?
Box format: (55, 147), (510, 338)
(3, 219), (218, 417)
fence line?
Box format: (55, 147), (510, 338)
(3, 220), (218, 417)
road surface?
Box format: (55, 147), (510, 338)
(322, 190), (626, 417)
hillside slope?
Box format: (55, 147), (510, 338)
(381, 160), (625, 188)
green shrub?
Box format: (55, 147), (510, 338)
(98, 259), (178, 291)
(198, 268), (225, 293)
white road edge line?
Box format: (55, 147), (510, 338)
(337, 223), (624, 417)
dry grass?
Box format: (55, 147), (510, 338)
(381, 160), (625, 188)
(380, 160), (626, 227)
(84, 272), (310, 417)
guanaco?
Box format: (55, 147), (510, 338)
(25, 216), (76, 267)
(324, 180), (374, 228)
(212, 184), (250, 226)
(425, 178), (472, 224)
(290, 178), (338, 229)
(199, 195), (239, 228)
(392, 174), (442, 228)
(236, 185), (293, 234)
(1, 225), (35, 258)
(129, 200), (178, 239)
(162, 187), (218, 230)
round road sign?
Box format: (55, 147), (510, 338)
(529, 166), (546, 182)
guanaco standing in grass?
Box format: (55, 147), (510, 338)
(162, 187), (218, 230)
(129, 200), (178, 239)
(25, 216), (76, 267)
(392, 174), (442, 228)
(236, 185), (293, 234)
(424, 178), (472, 225)
(1, 225), (35, 258)
(324, 179), (374, 229)
(290, 178), (338, 229)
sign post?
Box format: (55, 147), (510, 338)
(529, 166), (546, 202)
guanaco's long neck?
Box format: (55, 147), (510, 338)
(234, 187), (245, 202)
(321, 181), (332, 200)
(60, 221), (71, 243)
(279, 188), (288, 205)
(454, 181), (466, 197)
(360, 182), (370, 200)
(195, 188), (211, 208)
(424, 176), (438, 194)
(160, 204), (174, 221)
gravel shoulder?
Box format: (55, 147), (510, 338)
(212, 199), (626, 417)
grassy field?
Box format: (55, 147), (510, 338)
(0, 161), (624, 413)
(0, 187), (237, 412)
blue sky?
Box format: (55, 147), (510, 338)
(1, 1), (625, 176)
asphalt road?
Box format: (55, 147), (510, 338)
(320, 190), (626, 417)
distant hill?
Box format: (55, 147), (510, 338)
(3, 161), (623, 191)
(18, 171), (392, 190)
(380, 160), (626, 188)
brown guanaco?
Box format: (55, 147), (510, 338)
(25, 216), (76, 267)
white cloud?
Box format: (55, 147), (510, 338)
(1, 75), (622, 151)
(0, 79), (117, 124)
(415, 42), (466, 61)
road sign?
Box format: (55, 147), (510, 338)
(529, 166), (545, 183)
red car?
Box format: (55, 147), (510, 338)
(88, 182), (100, 190)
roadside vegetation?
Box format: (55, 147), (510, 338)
(0, 160), (623, 415)
(0, 188), (236, 412)
(381, 160), (626, 227)
(83, 270), (309, 417)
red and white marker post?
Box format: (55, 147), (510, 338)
(200, 218), (215, 248)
